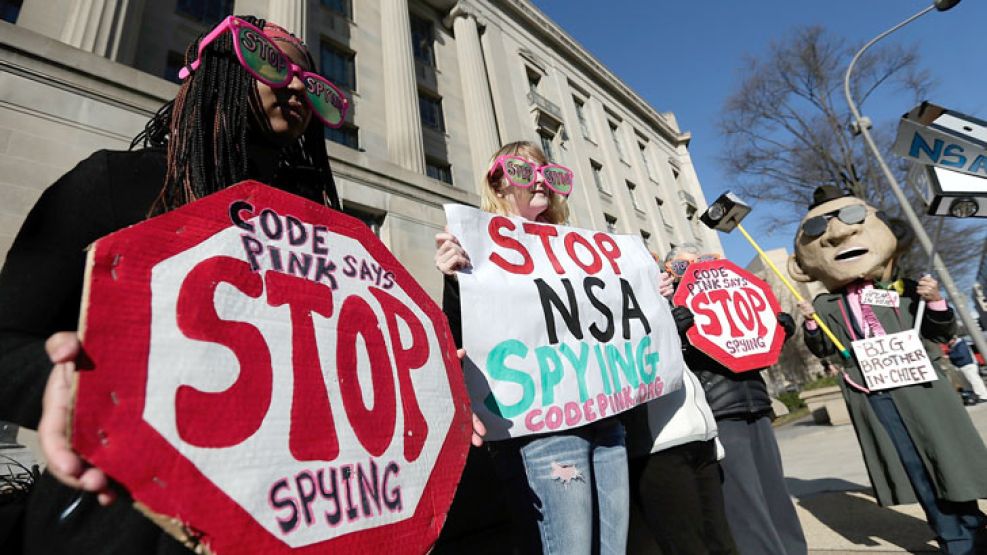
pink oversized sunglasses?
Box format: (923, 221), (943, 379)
(488, 155), (574, 196)
(178, 16), (350, 128)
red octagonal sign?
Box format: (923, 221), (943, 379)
(73, 181), (471, 554)
(671, 259), (784, 373)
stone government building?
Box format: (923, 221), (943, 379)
(0, 1), (728, 548)
(0, 0), (722, 298)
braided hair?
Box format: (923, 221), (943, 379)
(130, 15), (340, 215)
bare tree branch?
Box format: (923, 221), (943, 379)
(718, 25), (982, 281)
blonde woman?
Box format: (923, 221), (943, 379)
(435, 141), (628, 554)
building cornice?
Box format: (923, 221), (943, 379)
(491, 0), (689, 147)
(443, 0), (485, 30)
(0, 20), (174, 116)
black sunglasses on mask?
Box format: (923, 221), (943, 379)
(801, 204), (868, 237)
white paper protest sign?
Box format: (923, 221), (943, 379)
(850, 329), (938, 391)
(445, 204), (684, 441)
(859, 289), (900, 308)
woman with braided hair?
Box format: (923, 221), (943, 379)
(0, 15), (347, 553)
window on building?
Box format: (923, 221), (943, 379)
(527, 68), (542, 94)
(176, 0), (232, 25)
(410, 13), (435, 67)
(685, 204), (698, 222)
(609, 121), (626, 159)
(419, 92), (445, 132)
(325, 124), (359, 149)
(640, 229), (652, 246)
(321, 0), (351, 18)
(1, 0), (22, 23)
(604, 214), (618, 234)
(320, 41), (356, 91)
(638, 142), (654, 178)
(343, 204), (385, 236)
(626, 180), (641, 211)
(426, 158), (453, 185)
(574, 97), (591, 139)
(163, 51), (185, 84)
(591, 161), (608, 194)
(656, 197), (671, 228)
(539, 132), (556, 163)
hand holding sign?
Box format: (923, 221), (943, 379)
(916, 275), (942, 302)
(435, 230), (471, 276)
(38, 332), (115, 506)
(659, 271), (675, 298)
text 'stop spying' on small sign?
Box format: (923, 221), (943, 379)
(73, 182), (470, 555)
(672, 259), (785, 373)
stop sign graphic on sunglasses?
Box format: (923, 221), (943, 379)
(72, 182), (470, 554)
(179, 16), (350, 129)
(671, 259), (784, 373)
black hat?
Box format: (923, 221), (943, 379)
(809, 185), (851, 209)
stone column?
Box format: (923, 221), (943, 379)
(266, 0), (308, 43)
(447, 3), (499, 183)
(380, 0), (426, 174)
(479, 22), (525, 146)
(60, 0), (146, 63)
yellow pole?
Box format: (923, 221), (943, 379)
(736, 223), (851, 359)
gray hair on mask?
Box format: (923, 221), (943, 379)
(663, 243), (701, 265)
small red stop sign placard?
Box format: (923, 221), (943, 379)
(671, 259), (784, 373)
(73, 181), (470, 554)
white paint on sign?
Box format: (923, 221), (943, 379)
(850, 329), (938, 392)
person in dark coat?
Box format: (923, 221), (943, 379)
(948, 337), (987, 402)
(0, 16), (344, 553)
(664, 245), (807, 555)
(791, 186), (987, 554)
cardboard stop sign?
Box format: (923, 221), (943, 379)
(671, 259), (784, 373)
(73, 181), (470, 554)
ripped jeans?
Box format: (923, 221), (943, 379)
(488, 418), (629, 555)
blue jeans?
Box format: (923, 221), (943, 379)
(869, 393), (986, 554)
(489, 418), (629, 554)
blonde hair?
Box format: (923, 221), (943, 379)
(479, 141), (570, 225)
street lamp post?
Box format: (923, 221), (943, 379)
(842, 0), (987, 360)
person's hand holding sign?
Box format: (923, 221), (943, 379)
(796, 299), (816, 320)
(435, 230), (471, 278)
(39, 332), (116, 506)
(659, 271), (675, 299)
(916, 275), (942, 303)
(777, 312), (796, 340)
(671, 306), (695, 335)
(456, 347), (487, 447)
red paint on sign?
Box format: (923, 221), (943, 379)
(73, 181), (470, 554)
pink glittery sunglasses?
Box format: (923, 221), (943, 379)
(178, 16), (349, 128)
(488, 155), (574, 196)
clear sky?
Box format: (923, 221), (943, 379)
(532, 0), (986, 281)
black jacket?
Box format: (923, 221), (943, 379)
(0, 148), (328, 554)
(688, 348), (774, 419)
(671, 305), (793, 419)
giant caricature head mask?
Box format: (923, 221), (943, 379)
(788, 187), (898, 292)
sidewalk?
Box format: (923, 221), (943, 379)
(3, 405), (985, 553)
(777, 402), (987, 554)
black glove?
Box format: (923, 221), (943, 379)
(778, 312), (795, 340)
(671, 306), (695, 335)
